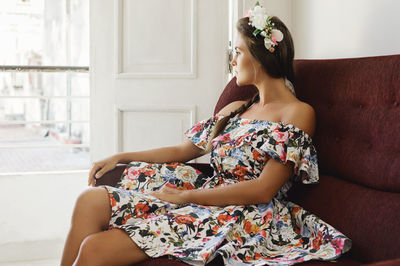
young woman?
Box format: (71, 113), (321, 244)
(61, 3), (351, 265)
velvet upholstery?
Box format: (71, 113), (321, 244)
(96, 54), (400, 265)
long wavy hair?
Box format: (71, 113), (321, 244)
(205, 16), (295, 152)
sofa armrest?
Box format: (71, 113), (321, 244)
(186, 162), (213, 177)
(95, 164), (127, 187)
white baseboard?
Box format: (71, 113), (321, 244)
(0, 239), (63, 263)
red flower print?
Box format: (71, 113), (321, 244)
(292, 206), (302, 215)
(192, 123), (204, 133)
(127, 168), (139, 177)
(165, 162), (179, 168)
(263, 211), (272, 223)
(244, 221), (253, 234)
(175, 214), (196, 225)
(212, 224), (219, 234)
(253, 150), (265, 163)
(233, 165), (248, 178)
(244, 220), (260, 235)
(331, 238), (345, 255)
(141, 167), (156, 176)
(200, 252), (210, 261)
(258, 229), (267, 238)
(294, 225), (301, 234)
(312, 231), (324, 250)
(235, 234), (243, 243)
(109, 194), (117, 207)
(122, 214), (132, 224)
(312, 237), (322, 250)
(135, 203), (150, 218)
(272, 130), (289, 143)
(218, 149), (226, 157)
(183, 182), (194, 190)
(215, 133), (230, 144)
(236, 132), (251, 145)
(279, 150), (287, 162)
(166, 182), (177, 189)
(217, 214), (232, 225)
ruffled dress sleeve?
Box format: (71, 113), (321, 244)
(184, 114), (223, 150)
(258, 123), (319, 184)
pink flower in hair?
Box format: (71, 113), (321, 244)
(272, 36), (278, 45)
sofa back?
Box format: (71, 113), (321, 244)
(214, 55), (400, 263)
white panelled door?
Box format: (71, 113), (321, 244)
(90, 0), (230, 163)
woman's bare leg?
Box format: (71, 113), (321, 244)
(61, 187), (111, 266)
(73, 228), (150, 266)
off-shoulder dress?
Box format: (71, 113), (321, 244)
(102, 114), (352, 265)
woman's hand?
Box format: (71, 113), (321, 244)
(149, 185), (189, 205)
(88, 155), (120, 186)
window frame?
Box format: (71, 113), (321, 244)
(0, 65), (90, 175)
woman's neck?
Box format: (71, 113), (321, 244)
(254, 76), (296, 106)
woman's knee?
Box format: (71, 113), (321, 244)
(75, 234), (107, 266)
(76, 229), (149, 266)
(72, 187), (111, 226)
(76, 187), (108, 206)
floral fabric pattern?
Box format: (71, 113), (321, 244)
(102, 114), (352, 265)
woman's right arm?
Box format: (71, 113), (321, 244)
(115, 139), (206, 164)
(88, 139), (206, 186)
(89, 102), (247, 186)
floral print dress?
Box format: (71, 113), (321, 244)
(102, 114), (352, 265)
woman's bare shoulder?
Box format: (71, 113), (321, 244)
(282, 101), (316, 137)
(217, 101), (247, 116)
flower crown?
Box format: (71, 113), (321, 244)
(246, 2), (283, 52)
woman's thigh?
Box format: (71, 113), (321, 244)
(77, 228), (149, 266)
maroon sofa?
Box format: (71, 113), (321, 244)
(96, 54), (400, 265)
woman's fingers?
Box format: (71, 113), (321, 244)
(94, 168), (106, 179)
(88, 163), (102, 186)
(88, 156), (118, 187)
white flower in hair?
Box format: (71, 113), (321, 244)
(264, 38), (274, 50)
(248, 5), (269, 30)
(247, 1), (284, 53)
(271, 29), (283, 42)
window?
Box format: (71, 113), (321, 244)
(0, 0), (89, 175)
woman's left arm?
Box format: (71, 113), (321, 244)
(150, 102), (316, 206)
(149, 158), (294, 206)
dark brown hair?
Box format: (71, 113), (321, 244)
(205, 16), (295, 152)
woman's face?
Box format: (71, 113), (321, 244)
(231, 34), (258, 86)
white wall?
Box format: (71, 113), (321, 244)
(242, 0), (400, 59)
(0, 172), (87, 262)
(244, 0), (293, 33)
(292, 0), (400, 59)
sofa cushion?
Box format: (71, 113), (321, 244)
(287, 174), (400, 263)
(294, 55), (400, 192)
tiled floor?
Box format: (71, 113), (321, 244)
(0, 259), (59, 266)
(0, 125), (89, 173)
